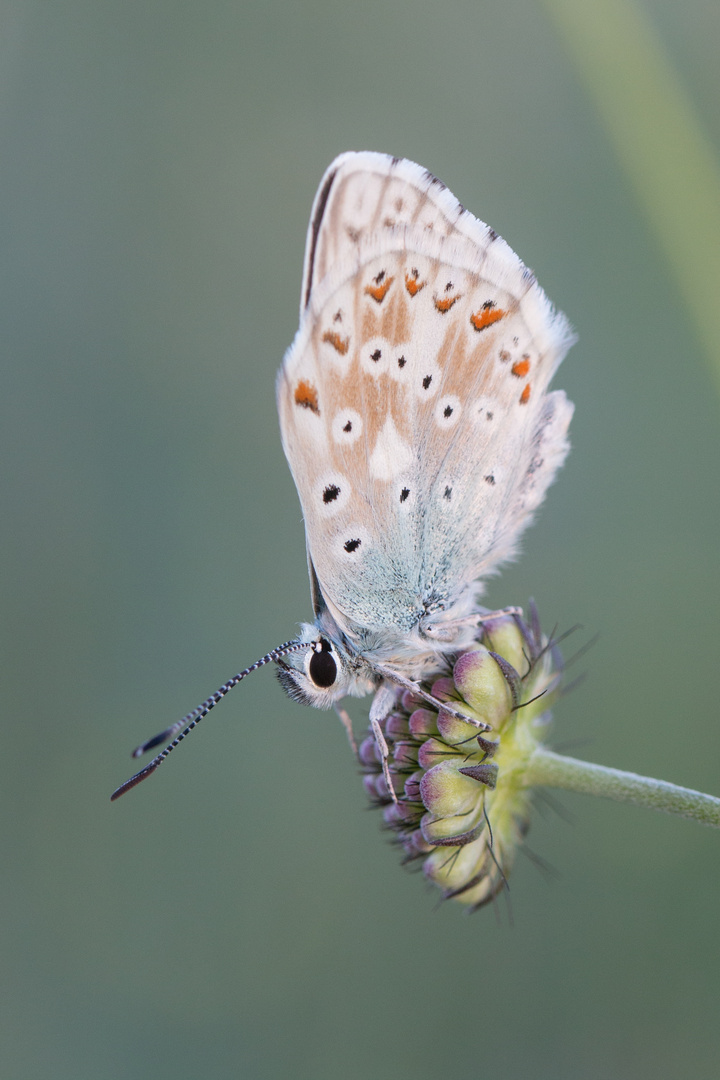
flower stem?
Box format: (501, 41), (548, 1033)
(522, 746), (720, 828)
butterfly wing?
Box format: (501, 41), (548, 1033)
(278, 153), (574, 643)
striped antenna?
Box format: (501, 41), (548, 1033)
(110, 640), (309, 801)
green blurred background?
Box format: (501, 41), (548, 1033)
(3, 1), (720, 1077)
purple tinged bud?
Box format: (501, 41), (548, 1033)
(383, 803), (404, 826)
(358, 736), (379, 767)
(374, 773), (391, 800)
(363, 774), (379, 799)
(401, 689), (424, 711)
(409, 831), (434, 856)
(392, 800), (423, 824)
(404, 771), (424, 802)
(393, 741), (419, 767)
(431, 677), (455, 700)
(386, 713), (410, 738)
(418, 736), (451, 770)
(378, 774), (398, 800)
(409, 708), (438, 737)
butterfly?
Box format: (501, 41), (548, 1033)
(112, 152), (574, 801)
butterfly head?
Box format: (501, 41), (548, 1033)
(275, 623), (372, 708)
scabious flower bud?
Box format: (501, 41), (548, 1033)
(361, 606), (563, 909)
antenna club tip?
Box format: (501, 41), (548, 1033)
(110, 762), (159, 801)
(111, 644), (303, 803)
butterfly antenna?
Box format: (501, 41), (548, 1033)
(110, 640), (308, 801)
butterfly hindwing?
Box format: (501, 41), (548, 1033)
(279, 153), (574, 641)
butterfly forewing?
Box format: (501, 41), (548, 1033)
(279, 154), (574, 642)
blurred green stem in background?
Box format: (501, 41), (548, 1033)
(523, 747), (720, 827)
(543, 0), (720, 400)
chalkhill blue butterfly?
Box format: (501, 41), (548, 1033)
(112, 152), (573, 801)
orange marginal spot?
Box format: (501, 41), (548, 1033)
(294, 380), (320, 414)
(405, 272), (426, 297)
(511, 357), (530, 378)
(520, 383), (531, 405)
(365, 276), (394, 303)
(470, 305), (506, 332)
(321, 330), (350, 355)
(434, 294), (461, 313)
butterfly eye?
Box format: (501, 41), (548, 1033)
(308, 640), (338, 688)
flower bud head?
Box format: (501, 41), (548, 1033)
(360, 605), (564, 909)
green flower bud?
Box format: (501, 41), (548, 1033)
(452, 647), (515, 728)
(419, 760), (483, 817)
(475, 613), (529, 673)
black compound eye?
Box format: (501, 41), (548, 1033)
(308, 640), (338, 688)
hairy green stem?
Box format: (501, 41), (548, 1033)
(522, 746), (720, 828)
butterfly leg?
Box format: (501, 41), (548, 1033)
(422, 607), (523, 643)
(334, 703), (358, 755)
(369, 683), (401, 805)
(370, 718), (397, 806)
(371, 663), (492, 732)
(476, 605), (523, 623)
